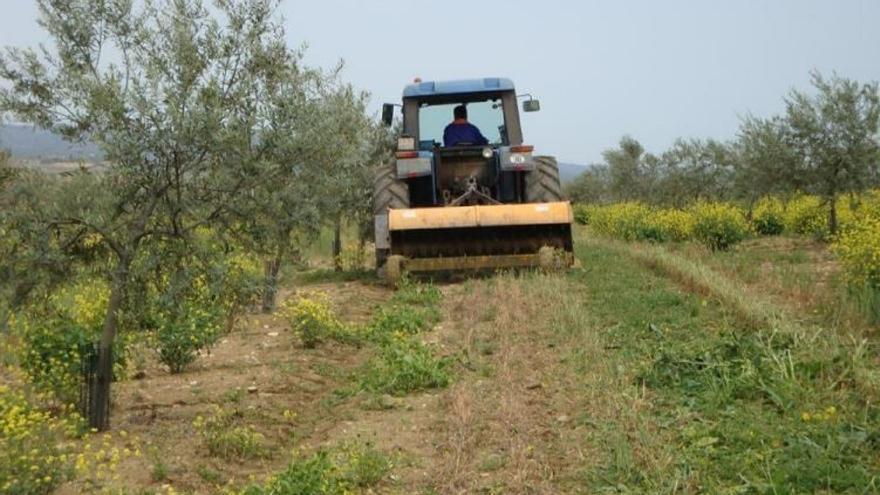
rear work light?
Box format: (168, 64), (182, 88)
(396, 151), (419, 159)
(397, 135), (415, 151)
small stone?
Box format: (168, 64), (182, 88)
(189, 381), (199, 387)
(525, 381), (542, 390)
(556, 414), (570, 423)
(247, 385), (258, 394)
(267, 332), (279, 337)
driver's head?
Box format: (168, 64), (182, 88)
(453, 105), (467, 121)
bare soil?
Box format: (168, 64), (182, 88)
(61, 274), (593, 494)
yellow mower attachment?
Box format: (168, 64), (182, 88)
(383, 201), (574, 283)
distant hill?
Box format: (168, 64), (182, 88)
(0, 124), (103, 162)
(1, 124), (591, 181)
(558, 162), (589, 183)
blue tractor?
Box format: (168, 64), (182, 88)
(374, 77), (573, 283)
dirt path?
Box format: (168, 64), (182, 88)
(66, 272), (604, 494)
(424, 278), (590, 493)
(65, 280), (393, 493)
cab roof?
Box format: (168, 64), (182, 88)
(402, 77), (515, 99)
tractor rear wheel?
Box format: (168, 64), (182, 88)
(525, 155), (564, 203)
(373, 163), (409, 268)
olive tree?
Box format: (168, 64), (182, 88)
(784, 72), (880, 234)
(0, 0), (297, 429)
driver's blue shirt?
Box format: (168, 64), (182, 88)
(443, 121), (489, 147)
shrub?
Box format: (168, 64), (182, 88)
(194, 406), (266, 460)
(0, 383), (80, 494)
(752, 196), (785, 235)
(360, 336), (451, 395)
(690, 201), (750, 251)
(154, 298), (223, 374)
(282, 292), (349, 348)
(783, 195), (828, 239)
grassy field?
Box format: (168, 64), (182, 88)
(7, 225), (879, 493)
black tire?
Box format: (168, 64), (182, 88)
(372, 163), (409, 215)
(525, 155), (564, 202)
(373, 163), (409, 268)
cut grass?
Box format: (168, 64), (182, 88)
(562, 231), (880, 492)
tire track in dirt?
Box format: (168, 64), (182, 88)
(423, 276), (592, 494)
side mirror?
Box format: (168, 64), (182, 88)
(522, 99), (541, 112)
(381, 103), (395, 126)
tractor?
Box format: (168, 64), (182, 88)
(374, 77), (573, 283)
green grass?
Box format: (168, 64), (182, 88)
(358, 279), (450, 395)
(359, 337), (451, 396)
(550, 233), (880, 492)
(671, 235), (879, 330)
(238, 442), (391, 495)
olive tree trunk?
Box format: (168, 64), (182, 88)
(332, 218), (342, 272)
(90, 258), (130, 431)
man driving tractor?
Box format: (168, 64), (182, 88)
(443, 104), (489, 147)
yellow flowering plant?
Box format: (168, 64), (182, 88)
(782, 194), (828, 239)
(0, 382), (81, 494)
(752, 196), (785, 235)
(13, 278), (123, 404)
(281, 292), (348, 348)
(689, 201), (751, 251)
(833, 213), (880, 289)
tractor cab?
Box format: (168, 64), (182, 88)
(382, 78), (542, 208)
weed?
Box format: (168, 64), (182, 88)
(195, 465), (224, 485)
(193, 407), (267, 460)
(366, 305), (432, 342)
(221, 387), (244, 404)
(239, 442), (391, 495)
(335, 441), (392, 487)
(0, 382), (81, 494)
(391, 278), (442, 307)
(360, 337), (450, 395)
(478, 453), (507, 472)
(281, 292), (357, 348)
(150, 456), (168, 482)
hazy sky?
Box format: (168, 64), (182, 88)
(2, 1), (879, 164)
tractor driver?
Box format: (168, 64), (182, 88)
(443, 105), (489, 147)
